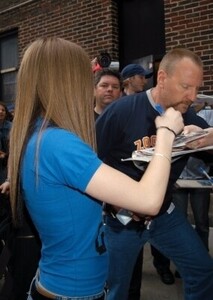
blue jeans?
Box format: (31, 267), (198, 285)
(105, 204), (213, 300)
(173, 188), (210, 250)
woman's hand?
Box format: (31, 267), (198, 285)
(155, 107), (184, 136)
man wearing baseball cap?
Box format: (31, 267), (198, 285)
(121, 63), (153, 95)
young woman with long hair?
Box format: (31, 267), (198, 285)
(8, 37), (183, 300)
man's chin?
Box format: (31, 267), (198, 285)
(181, 108), (188, 114)
(176, 105), (189, 114)
(104, 98), (114, 103)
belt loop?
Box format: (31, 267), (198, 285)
(167, 202), (175, 214)
(144, 216), (152, 230)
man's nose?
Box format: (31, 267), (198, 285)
(187, 88), (197, 102)
(107, 85), (113, 91)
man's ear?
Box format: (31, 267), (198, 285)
(157, 69), (167, 89)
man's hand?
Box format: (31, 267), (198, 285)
(0, 150), (6, 159)
(184, 125), (213, 148)
(0, 181), (10, 195)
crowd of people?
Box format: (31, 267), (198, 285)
(0, 37), (213, 300)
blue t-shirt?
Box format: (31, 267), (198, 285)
(21, 124), (107, 297)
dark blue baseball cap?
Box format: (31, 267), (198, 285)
(121, 63), (153, 80)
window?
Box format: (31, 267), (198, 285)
(0, 31), (18, 106)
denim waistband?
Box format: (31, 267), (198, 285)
(106, 202), (176, 230)
(36, 282), (104, 300)
(54, 292), (104, 300)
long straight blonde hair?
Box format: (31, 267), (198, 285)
(9, 37), (96, 225)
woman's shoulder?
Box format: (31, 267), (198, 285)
(43, 127), (85, 147)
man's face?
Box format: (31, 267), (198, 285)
(129, 74), (147, 93)
(159, 58), (203, 113)
(0, 105), (6, 122)
(94, 75), (121, 109)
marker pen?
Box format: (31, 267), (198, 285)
(155, 104), (165, 115)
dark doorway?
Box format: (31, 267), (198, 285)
(117, 0), (166, 72)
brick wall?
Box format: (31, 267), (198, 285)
(164, 0), (213, 95)
(0, 0), (119, 62)
(0, 0), (213, 94)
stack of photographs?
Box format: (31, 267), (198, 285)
(121, 130), (212, 167)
